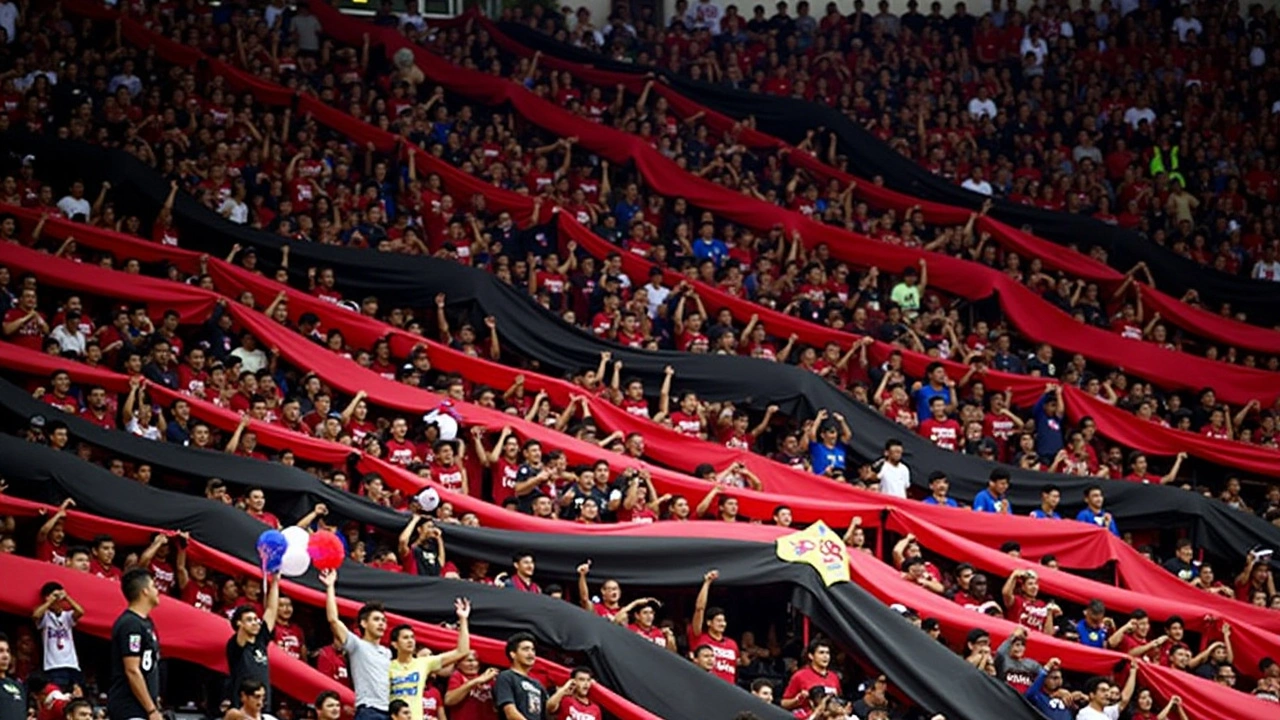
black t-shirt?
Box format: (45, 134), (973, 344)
(225, 630), (272, 706)
(494, 669), (546, 720)
(0, 676), (25, 720)
(108, 610), (161, 720)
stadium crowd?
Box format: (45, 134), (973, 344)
(0, 0), (1279, 720)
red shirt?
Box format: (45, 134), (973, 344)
(79, 407), (116, 430)
(316, 645), (351, 687)
(93, 560), (123, 582)
(386, 438), (421, 466)
(783, 666), (842, 718)
(432, 462), (465, 493)
(181, 578), (217, 612)
(246, 509), (282, 529)
(42, 393), (78, 414)
(3, 308), (46, 349)
(618, 398), (650, 418)
(446, 670), (497, 720)
(1006, 595), (1050, 633)
(629, 624), (668, 647)
(422, 685), (444, 719)
(556, 696), (603, 720)
(919, 417), (961, 451)
(274, 621), (306, 659)
(691, 633), (739, 683)
(492, 458), (521, 505)
(149, 559), (175, 595)
(37, 539), (67, 566)
(669, 411), (704, 437)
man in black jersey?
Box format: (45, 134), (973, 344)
(108, 569), (162, 720)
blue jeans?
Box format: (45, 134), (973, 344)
(46, 667), (84, 692)
(355, 706), (390, 720)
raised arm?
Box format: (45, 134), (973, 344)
(320, 569), (348, 645)
(690, 569), (718, 636)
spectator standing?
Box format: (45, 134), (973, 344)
(322, 569), (392, 720)
(107, 569), (162, 720)
(876, 439), (910, 499)
(494, 632), (547, 720)
(32, 582), (84, 692)
(225, 573), (280, 707)
(0, 633), (24, 720)
(388, 598), (472, 720)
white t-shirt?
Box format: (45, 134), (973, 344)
(1252, 260), (1280, 281)
(1172, 16), (1202, 43)
(644, 282), (670, 318)
(961, 178), (994, 196)
(1123, 106), (1156, 129)
(56, 196), (91, 219)
(40, 610), (80, 670)
(692, 0), (723, 34)
(0, 1), (17, 44)
(1076, 705), (1119, 720)
(968, 97), (997, 120)
(877, 461), (910, 498)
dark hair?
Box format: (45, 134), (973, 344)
(1083, 676), (1111, 695)
(357, 601), (385, 629)
(1083, 483), (1103, 497)
(121, 568), (153, 602)
(749, 678), (773, 694)
(927, 470), (947, 483)
(388, 700), (409, 717)
(505, 631), (537, 659)
(1166, 614), (1184, 628)
(1131, 609), (1148, 620)
(315, 691), (341, 708)
(67, 546), (90, 561)
(230, 604), (258, 629)
(692, 643), (714, 656)
(705, 606), (726, 623)
(92, 534), (114, 549)
(239, 679), (265, 699)
(63, 700), (92, 719)
(1086, 598), (1106, 615)
(884, 438), (902, 450)
(512, 550), (535, 564)
(1175, 538), (1193, 550)
(1041, 484), (1060, 495)
(39, 581), (63, 598)
(1000, 541), (1021, 554)
(805, 638), (831, 657)
(965, 628), (989, 646)
(389, 624), (414, 644)
(989, 468), (1010, 482)
(571, 666), (592, 679)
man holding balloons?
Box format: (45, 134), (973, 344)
(224, 572), (279, 708)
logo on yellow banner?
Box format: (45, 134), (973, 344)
(775, 520), (850, 587)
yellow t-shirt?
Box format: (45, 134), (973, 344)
(389, 655), (444, 720)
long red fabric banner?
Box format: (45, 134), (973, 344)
(301, 1), (1280, 405)
(0, 497), (659, 720)
(11, 202), (1280, 639)
(6, 241), (1280, 665)
(467, 13), (1280, 357)
(45, 3), (1280, 472)
(0, 551), (350, 706)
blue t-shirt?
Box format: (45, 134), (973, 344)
(808, 441), (847, 476)
(914, 383), (952, 420)
(1032, 394), (1064, 458)
(922, 496), (959, 508)
(1029, 509), (1062, 520)
(692, 238), (728, 267)
(1075, 508), (1119, 536)
(972, 490), (1007, 513)
(1075, 619), (1109, 648)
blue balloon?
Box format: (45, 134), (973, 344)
(256, 529), (288, 573)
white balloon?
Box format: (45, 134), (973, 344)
(282, 525), (309, 551)
(432, 414), (458, 441)
(415, 487), (441, 513)
(279, 526), (312, 577)
(280, 546), (311, 577)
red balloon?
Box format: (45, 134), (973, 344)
(307, 530), (345, 572)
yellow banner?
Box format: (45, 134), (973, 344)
(774, 520), (851, 586)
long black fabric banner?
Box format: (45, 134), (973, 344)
(4, 137), (1278, 564)
(0, 388), (1046, 720)
(491, 21), (1280, 326)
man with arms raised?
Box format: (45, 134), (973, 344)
(322, 569), (392, 720)
(389, 598), (472, 720)
(781, 640), (841, 716)
(107, 569), (162, 720)
(689, 570), (740, 683)
(495, 632), (547, 720)
(226, 573), (280, 707)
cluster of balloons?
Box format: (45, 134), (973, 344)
(256, 526), (345, 577)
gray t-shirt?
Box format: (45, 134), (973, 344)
(292, 13), (322, 51)
(343, 632), (392, 710)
